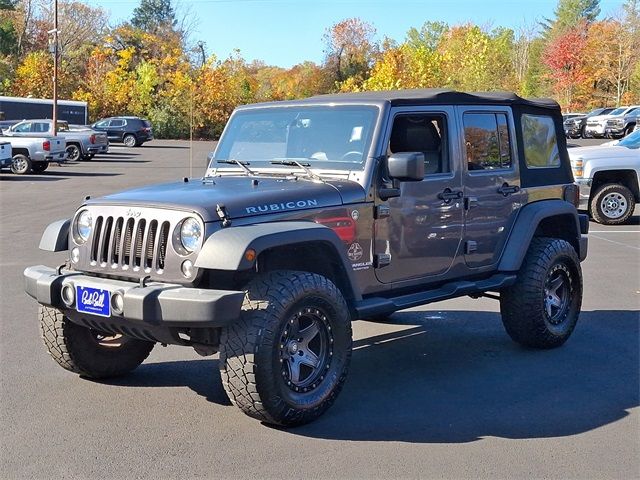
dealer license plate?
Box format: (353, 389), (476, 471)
(76, 285), (111, 317)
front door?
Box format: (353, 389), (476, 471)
(458, 107), (522, 269)
(107, 119), (125, 141)
(374, 107), (464, 284)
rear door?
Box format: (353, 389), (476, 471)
(458, 107), (522, 269)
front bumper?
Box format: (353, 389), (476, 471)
(605, 126), (625, 136)
(24, 265), (245, 342)
(574, 178), (592, 210)
(584, 124), (605, 137)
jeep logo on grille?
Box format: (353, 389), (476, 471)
(126, 209), (142, 218)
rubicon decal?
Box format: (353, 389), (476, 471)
(246, 199), (319, 214)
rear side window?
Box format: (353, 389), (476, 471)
(110, 119), (125, 127)
(463, 113), (512, 171)
(521, 114), (560, 168)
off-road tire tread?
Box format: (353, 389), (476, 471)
(220, 270), (351, 426)
(590, 183), (635, 225)
(500, 237), (582, 349)
(39, 305), (154, 378)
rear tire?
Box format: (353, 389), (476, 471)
(220, 271), (352, 426)
(123, 134), (137, 148)
(10, 154), (31, 174)
(39, 305), (155, 379)
(66, 144), (81, 162)
(590, 183), (635, 225)
(500, 238), (582, 349)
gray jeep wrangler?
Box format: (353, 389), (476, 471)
(25, 89), (589, 426)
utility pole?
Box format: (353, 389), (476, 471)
(52, 0), (59, 135)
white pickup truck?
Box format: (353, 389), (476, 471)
(568, 130), (640, 224)
(0, 134), (67, 174)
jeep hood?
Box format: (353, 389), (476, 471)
(87, 176), (366, 222)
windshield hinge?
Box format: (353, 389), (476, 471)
(216, 204), (232, 228)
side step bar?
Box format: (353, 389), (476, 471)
(355, 273), (517, 318)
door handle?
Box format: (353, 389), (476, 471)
(438, 188), (463, 203)
(497, 183), (520, 196)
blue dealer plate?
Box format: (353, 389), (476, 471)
(76, 286), (111, 317)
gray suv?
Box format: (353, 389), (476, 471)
(25, 89), (588, 426)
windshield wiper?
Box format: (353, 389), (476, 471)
(215, 159), (255, 175)
(270, 158), (325, 182)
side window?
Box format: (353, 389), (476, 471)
(521, 114), (560, 168)
(388, 114), (448, 175)
(33, 122), (49, 133)
(110, 119), (125, 127)
(13, 122), (32, 133)
(94, 120), (109, 128)
(463, 112), (512, 171)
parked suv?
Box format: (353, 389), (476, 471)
(605, 109), (639, 138)
(90, 116), (153, 147)
(585, 106), (638, 138)
(563, 107), (614, 139)
(25, 90), (588, 426)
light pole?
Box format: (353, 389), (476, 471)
(50, 0), (59, 135)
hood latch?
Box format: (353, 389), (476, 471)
(216, 203), (232, 228)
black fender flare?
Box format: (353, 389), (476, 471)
(39, 218), (70, 252)
(499, 200), (586, 271)
(194, 221), (361, 301)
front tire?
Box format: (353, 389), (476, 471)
(590, 183), (635, 225)
(11, 154), (31, 174)
(500, 238), (582, 349)
(39, 305), (155, 379)
(220, 271), (352, 426)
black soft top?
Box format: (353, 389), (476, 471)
(305, 88), (559, 110)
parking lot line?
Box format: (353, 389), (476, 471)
(589, 234), (640, 250)
(590, 231), (639, 233)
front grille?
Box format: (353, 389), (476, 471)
(90, 215), (170, 273)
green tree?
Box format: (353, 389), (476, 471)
(405, 21), (448, 50)
(543, 0), (601, 36)
(131, 0), (176, 32)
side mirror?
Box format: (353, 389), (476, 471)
(387, 152), (424, 181)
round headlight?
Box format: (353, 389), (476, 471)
(75, 210), (92, 243)
(180, 217), (202, 253)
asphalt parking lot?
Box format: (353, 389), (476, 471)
(1, 139), (638, 479)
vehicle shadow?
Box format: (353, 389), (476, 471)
(99, 309), (638, 443)
(145, 145), (190, 149)
(87, 158), (150, 164)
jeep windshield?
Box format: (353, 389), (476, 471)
(209, 105), (379, 174)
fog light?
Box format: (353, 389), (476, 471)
(111, 291), (124, 315)
(71, 247), (80, 263)
(181, 259), (194, 278)
(61, 284), (75, 307)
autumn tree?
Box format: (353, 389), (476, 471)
(543, 25), (587, 108)
(323, 17), (377, 87)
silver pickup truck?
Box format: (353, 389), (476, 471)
(4, 119), (108, 161)
(0, 133), (67, 174)
(0, 141), (11, 169)
(568, 130), (640, 224)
